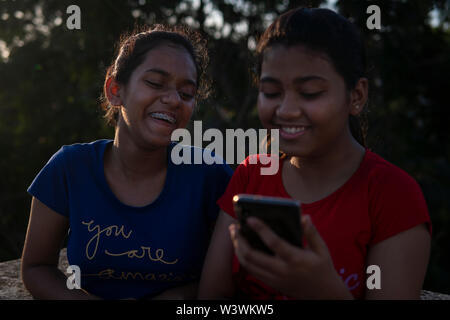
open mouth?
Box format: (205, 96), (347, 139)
(148, 112), (176, 125)
(277, 125), (311, 139)
(281, 126), (308, 134)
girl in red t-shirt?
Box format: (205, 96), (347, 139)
(198, 7), (431, 300)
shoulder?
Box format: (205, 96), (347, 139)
(226, 153), (282, 192)
(363, 150), (431, 244)
(56, 139), (110, 164)
(364, 150), (422, 194)
(236, 153), (282, 177)
(60, 139), (110, 157)
(363, 149), (429, 219)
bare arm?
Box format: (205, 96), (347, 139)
(21, 197), (100, 299)
(365, 223), (431, 299)
(198, 211), (236, 299)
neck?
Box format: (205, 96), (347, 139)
(107, 126), (168, 182)
(288, 131), (365, 184)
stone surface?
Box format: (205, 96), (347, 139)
(1, 250), (449, 300)
(0, 249), (68, 300)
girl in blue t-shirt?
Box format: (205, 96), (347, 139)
(22, 25), (232, 300)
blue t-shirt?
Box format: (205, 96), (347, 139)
(27, 139), (233, 299)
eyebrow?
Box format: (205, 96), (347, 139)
(260, 75), (327, 84)
(145, 68), (197, 87)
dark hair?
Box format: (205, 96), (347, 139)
(255, 7), (369, 147)
(101, 24), (210, 126)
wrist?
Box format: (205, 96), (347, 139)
(292, 269), (354, 300)
(321, 272), (354, 300)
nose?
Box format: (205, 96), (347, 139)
(276, 92), (302, 119)
(160, 88), (181, 107)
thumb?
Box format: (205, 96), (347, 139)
(301, 215), (328, 255)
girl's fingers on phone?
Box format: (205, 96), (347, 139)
(241, 257), (278, 285)
(246, 217), (299, 262)
(230, 222), (286, 274)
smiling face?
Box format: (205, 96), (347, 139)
(258, 44), (359, 158)
(111, 43), (197, 149)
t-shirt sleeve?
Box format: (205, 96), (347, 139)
(216, 159), (251, 218)
(368, 166), (432, 245)
(27, 146), (70, 217)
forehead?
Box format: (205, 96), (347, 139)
(261, 44), (338, 80)
(135, 43), (197, 82)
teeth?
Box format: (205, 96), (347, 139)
(150, 112), (176, 124)
(281, 126), (306, 134)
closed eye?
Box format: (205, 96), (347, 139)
(262, 92), (281, 99)
(301, 91), (323, 99)
(145, 80), (163, 88)
(179, 91), (194, 101)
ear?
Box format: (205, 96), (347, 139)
(349, 77), (368, 116)
(105, 77), (123, 107)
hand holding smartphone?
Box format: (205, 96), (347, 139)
(232, 194), (302, 255)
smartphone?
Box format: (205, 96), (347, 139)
(232, 194), (302, 255)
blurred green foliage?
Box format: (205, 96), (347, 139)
(0, 0), (449, 293)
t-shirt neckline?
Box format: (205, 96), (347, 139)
(97, 139), (174, 211)
(277, 148), (371, 209)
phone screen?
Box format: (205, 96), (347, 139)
(233, 194), (302, 255)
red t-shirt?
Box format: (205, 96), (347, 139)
(217, 150), (432, 300)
